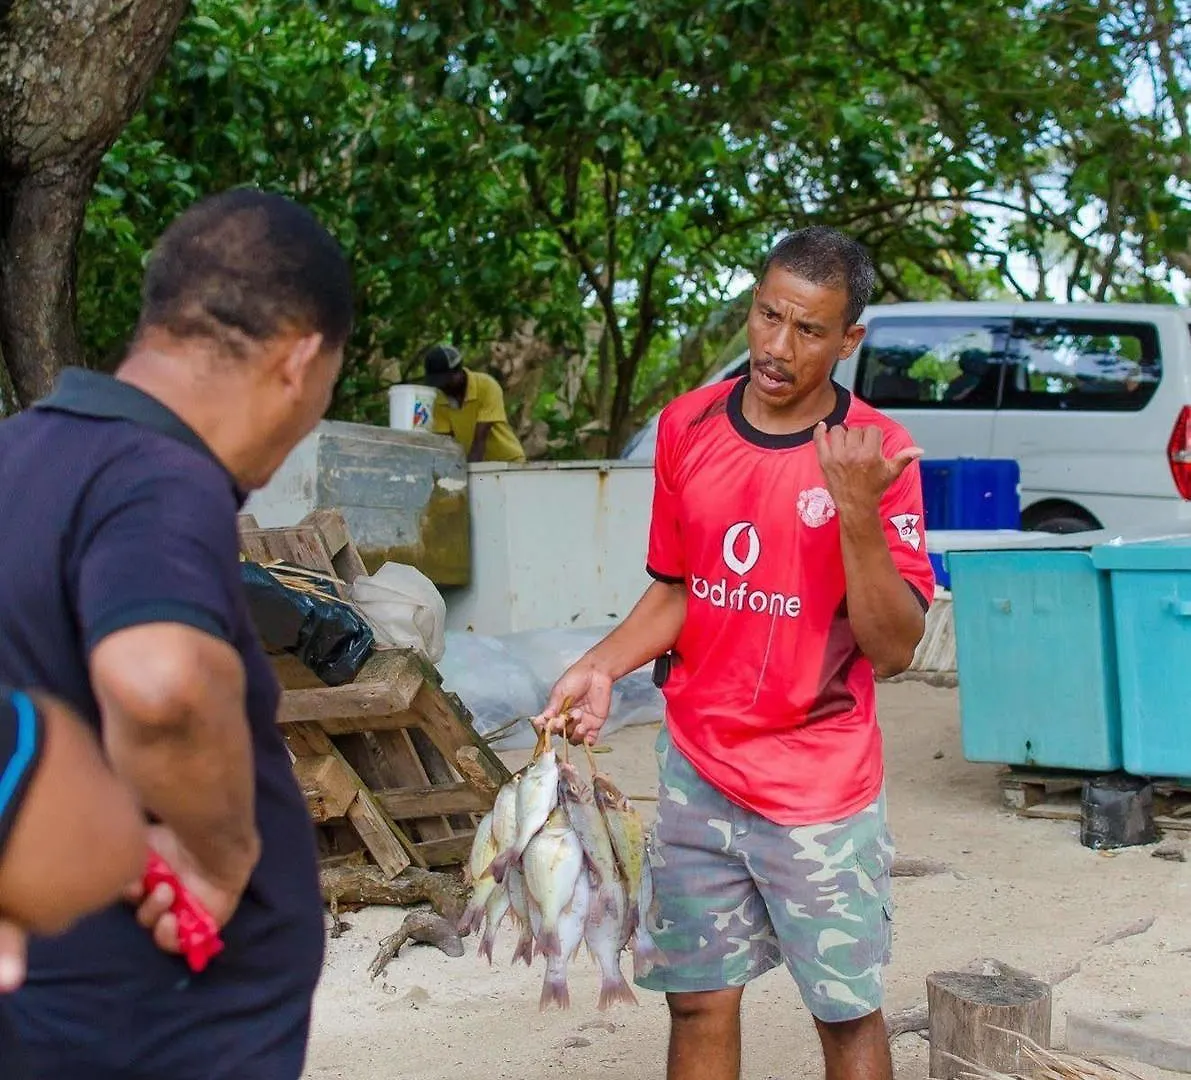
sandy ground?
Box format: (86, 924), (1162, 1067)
(302, 682), (1191, 1079)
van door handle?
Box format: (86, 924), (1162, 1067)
(1163, 597), (1191, 617)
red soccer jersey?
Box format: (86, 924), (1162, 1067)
(647, 377), (935, 825)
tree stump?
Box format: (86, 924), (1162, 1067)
(926, 970), (1051, 1079)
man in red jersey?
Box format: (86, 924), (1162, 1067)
(539, 226), (933, 1080)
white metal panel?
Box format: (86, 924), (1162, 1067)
(444, 461), (654, 636)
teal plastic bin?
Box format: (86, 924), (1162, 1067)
(947, 549), (1122, 770)
(1092, 539), (1191, 779)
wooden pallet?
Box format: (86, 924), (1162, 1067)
(238, 510), (511, 876)
(999, 767), (1191, 833)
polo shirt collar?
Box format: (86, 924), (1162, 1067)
(34, 368), (245, 500)
(464, 370), (478, 403)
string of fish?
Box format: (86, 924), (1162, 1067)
(459, 727), (663, 1011)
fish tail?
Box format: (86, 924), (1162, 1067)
(457, 902), (484, 937)
(485, 849), (514, 884)
(631, 926), (665, 980)
(597, 969), (639, 1011)
(511, 930), (534, 967)
(536, 927), (562, 958)
(539, 973), (571, 1012)
(478, 924), (499, 965)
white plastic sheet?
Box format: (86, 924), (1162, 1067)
(349, 562), (447, 663)
(437, 625), (665, 749)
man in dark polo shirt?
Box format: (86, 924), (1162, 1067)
(0, 188), (353, 1078)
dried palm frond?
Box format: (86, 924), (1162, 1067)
(944, 1027), (1149, 1080)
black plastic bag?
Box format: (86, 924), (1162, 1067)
(1080, 774), (1158, 850)
(240, 561), (375, 687)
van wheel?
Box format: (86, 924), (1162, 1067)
(1029, 514), (1097, 535)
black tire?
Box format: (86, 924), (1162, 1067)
(1029, 514), (1097, 535)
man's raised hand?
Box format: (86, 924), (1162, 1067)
(813, 422), (923, 516)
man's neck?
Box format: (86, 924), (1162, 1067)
(741, 379), (838, 436)
(116, 347), (257, 488)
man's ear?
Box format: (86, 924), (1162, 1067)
(840, 322), (866, 359)
(279, 333), (325, 393)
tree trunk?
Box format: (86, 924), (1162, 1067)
(0, 0), (191, 407)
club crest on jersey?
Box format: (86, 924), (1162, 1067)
(797, 487), (836, 528)
(889, 513), (922, 551)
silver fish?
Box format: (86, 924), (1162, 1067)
(490, 774), (520, 853)
(521, 805), (583, 958)
(507, 867), (534, 967)
(458, 810), (497, 937)
(488, 749), (559, 883)
(558, 761), (620, 919)
(583, 875), (638, 1010)
(478, 881), (512, 965)
(593, 774), (647, 916)
(630, 849), (664, 978)
(539, 870), (591, 1011)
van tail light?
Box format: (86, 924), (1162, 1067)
(1168, 406), (1191, 500)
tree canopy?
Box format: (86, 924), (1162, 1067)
(53, 0), (1191, 454)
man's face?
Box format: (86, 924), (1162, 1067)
(744, 267), (866, 409)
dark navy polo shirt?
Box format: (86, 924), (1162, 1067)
(0, 369), (324, 1080)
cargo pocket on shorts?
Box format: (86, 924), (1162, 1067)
(855, 838), (896, 925)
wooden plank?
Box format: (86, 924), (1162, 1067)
(374, 782), (489, 820)
(293, 754), (358, 822)
(294, 711), (422, 736)
(279, 675), (422, 724)
(366, 730), (456, 843)
(284, 721), (335, 757)
(407, 728), (474, 832)
(238, 524), (347, 599)
(347, 793), (415, 877)
(320, 741), (418, 875)
(414, 833), (478, 868)
(303, 509), (369, 585)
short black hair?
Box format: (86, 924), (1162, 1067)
(759, 226), (875, 325)
(137, 188), (353, 355)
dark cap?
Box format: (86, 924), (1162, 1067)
(421, 344), (463, 388)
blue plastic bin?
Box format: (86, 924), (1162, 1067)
(948, 548), (1121, 770)
(929, 551), (949, 589)
(1092, 539), (1191, 779)
(921, 459), (1021, 531)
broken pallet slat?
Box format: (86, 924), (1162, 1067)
(413, 834), (478, 868)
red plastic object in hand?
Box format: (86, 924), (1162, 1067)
(141, 852), (225, 973)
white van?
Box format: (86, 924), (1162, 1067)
(621, 302), (1191, 534)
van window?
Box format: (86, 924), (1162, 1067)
(1003, 319), (1161, 412)
(856, 317), (1010, 408)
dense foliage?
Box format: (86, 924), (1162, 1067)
(76, 0), (1190, 455)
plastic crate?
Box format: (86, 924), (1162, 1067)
(948, 548), (1121, 770)
(921, 459), (1021, 531)
(1092, 539), (1191, 779)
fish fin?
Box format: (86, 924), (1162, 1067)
(597, 970), (639, 1011)
(539, 974), (571, 1012)
(477, 933), (495, 965)
(536, 928), (562, 958)
(594, 883), (621, 922)
(486, 849), (514, 884)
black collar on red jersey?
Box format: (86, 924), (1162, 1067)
(727, 377), (851, 449)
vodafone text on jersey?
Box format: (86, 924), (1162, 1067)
(689, 521), (803, 619)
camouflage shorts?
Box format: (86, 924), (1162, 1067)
(635, 725), (895, 1024)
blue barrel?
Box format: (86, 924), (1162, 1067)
(1092, 539), (1191, 779)
(948, 548), (1122, 770)
(921, 459), (1021, 531)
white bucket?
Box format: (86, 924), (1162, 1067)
(388, 384), (438, 432)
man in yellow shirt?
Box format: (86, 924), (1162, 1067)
(421, 344), (526, 463)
